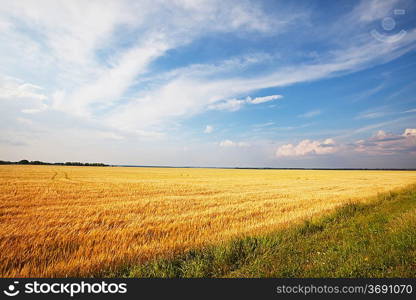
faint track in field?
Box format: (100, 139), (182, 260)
(50, 171), (73, 181)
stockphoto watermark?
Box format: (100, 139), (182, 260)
(371, 8), (407, 43)
(276, 284), (414, 296)
(2, 281), (127, 297)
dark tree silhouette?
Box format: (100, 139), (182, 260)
(0, 160), (108, 167)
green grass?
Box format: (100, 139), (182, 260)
(112, 185), (416, 278)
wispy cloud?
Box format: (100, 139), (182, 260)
(116, 26), (416, 132)
(351, 82), (386, 102)
(356, 106), (416, 120)
(355, 105), (392, 119)
(356, 112), (388, 119)
(350, 0), (400, 23)
(208, 94), (283, 112)
(0, 0), (292, 127)
(208, 98), (246, 112)
(298, 109), (322, 118)
(246, 95), (282, 104)
(3, 0), (416, 136)
(252, 122), (275, 128)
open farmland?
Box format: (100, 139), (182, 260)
(1, 165), (416, 277)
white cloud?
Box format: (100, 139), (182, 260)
(0, 76), (47, 101)
(0, 75), (48, 114)
(111, 24), (416, 133)
(1, 0), (415, 137)
(0, 0), (287, 127)
(219, 140), (250, 147)
(246, 95), (282, 104)
(276, 138), (338, 157)
(53, 36), (171, 116)
(209, 94), (283, 112)
(275, 127), (416, 159)
(403, 128), (416, 136)
(204, 125), (213, 134)
(354, 128), (416, 155)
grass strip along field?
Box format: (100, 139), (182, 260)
(119, 184), (416, 278)
(0, 165), (415, 277)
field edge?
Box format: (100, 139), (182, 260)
(108, 184), (416, 278)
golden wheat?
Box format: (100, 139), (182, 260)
(0, 165), (415, 277)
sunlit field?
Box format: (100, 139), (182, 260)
(1, 165), (415, 277)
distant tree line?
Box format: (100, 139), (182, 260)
(0, 159), (108, 167)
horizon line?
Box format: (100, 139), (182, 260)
(2, 159), (416, 171)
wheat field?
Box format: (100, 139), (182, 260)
(1, 165), (415, 277)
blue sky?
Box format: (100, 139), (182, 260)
(0, 0), (415, 168)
